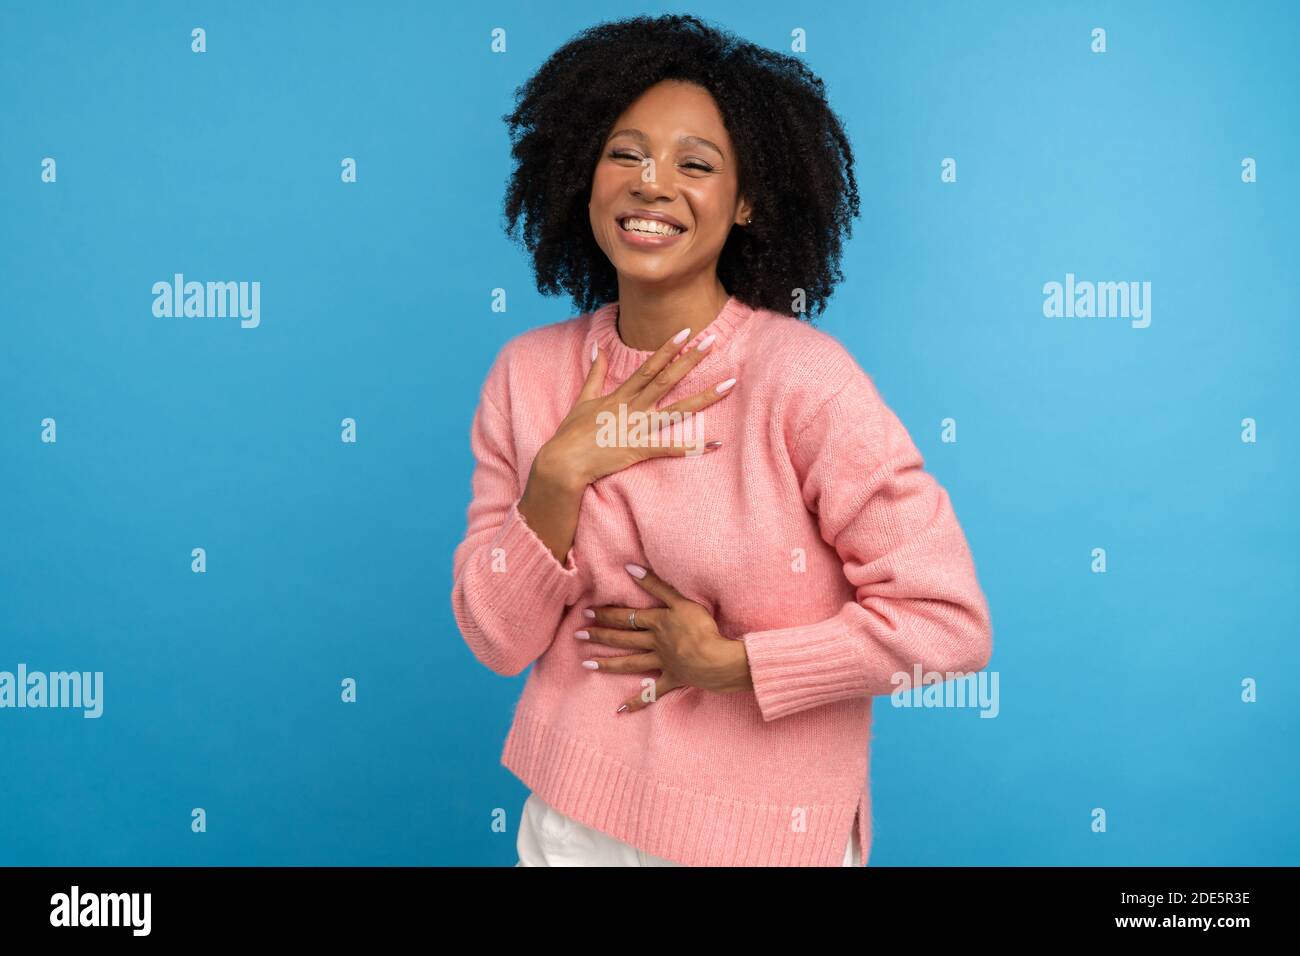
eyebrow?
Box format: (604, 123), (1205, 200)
(606, 128), (725, 159)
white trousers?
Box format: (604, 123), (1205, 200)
(516, 791), (862, 866)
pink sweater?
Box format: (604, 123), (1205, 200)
(451, 294), (993, 866)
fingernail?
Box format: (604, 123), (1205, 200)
(583, 608), (595, 619)
(575, 630), (590, 640)
(582, 660), (599, 670)
(616, 704), (628, 713)
(704, 440), (722, 449)
(591, 343), (597, 361)
(672, 327), (691, 344)
(695, 333), (717, 353)
(715, 378), (736, 394)
(625, 563), (646, 578)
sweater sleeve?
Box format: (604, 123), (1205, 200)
(450, 380), (584, 677)
(739, 367), (993, 722)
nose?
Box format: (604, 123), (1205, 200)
(630, 155), (678, 201)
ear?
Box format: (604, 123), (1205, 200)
(735, 195), (753, 226)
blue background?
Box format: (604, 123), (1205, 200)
(1, 0), (1296, 866)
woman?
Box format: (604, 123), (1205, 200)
(451, 14), (993, 866)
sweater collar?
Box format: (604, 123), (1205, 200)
(586, 294), (756, 384)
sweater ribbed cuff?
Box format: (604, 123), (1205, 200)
(483, 498), (582, 608)
(740, 614), (871, 722)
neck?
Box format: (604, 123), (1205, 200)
(614, 276), (732, 351)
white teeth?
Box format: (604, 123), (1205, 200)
(620, 217), (683, 236)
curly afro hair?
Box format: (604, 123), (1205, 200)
(501, 13), (859, 321)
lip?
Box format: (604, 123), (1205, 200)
(615, 209), (688, 248)
(616, 224), (686, 248)
(616, 208), (688, 231)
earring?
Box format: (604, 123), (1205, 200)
(746, 217), (753, 225)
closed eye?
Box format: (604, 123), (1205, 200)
(609, 150), (715, 173)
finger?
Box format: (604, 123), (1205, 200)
(634, 436), (724, 460)
(576, 342), (607, 404)
(582, 651), (662, 674)
(624, 562), (686, 608)
(620, 405), (720, 461)
(631, 331), (719, 410)
(619, 673), (685, 713)
(654, 373), (739, 419)
(585, 605), (666, 632)
(610, 325), (693, 404)
(576, 625), (657, 650)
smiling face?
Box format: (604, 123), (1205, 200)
(589, 80), (752, 287)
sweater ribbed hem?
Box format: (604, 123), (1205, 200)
(501, 700), (869, 866)
(454, 499), (584, 674)
(741, 616), (873, 722)
(487, 497), (583, 605)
